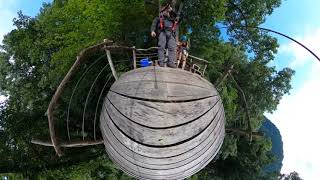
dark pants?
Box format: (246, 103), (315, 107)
(158, 31), (176, 66)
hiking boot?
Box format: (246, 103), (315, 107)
(167, 62), (177, 68)
(159, 61), (165, 67)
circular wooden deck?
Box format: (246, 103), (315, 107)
(100, 66), (225, 180)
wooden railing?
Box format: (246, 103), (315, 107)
(129, 47), (209, 77)
(36, 40), (210, 157)
(187, 55), (209, 77)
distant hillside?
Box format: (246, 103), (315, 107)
(260, 117), (284, 173)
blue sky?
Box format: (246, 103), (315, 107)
(0, 0), (319, 179)
(263, 0), (320, 179)
(0, 0), (51, 42)
(0, 0), (50, 102)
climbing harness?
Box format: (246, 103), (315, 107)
(158, 0), (183, 32)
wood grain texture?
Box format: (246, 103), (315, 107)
(103, 100), (220, 146)
(107, 91), (219, 128)
(110, 66), (217, 101)
(100, 67), (225, 180)
(100, 112), (224, 168)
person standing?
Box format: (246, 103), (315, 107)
(150, 3), (179, 68)
(177, 35), (189, 70)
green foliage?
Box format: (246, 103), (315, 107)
(38, 156), (133, 180)
(280, 172), (303, 180)
(261, 118), (284, 173)
(225, 0), (282, 63)
(0, 0), (296, 179)
(0, 173), (23, 180)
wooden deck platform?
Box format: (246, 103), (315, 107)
(100, 66), (225, 180)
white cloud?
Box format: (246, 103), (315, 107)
(279, 28), (320, 68)
(266, 28), (320, 180)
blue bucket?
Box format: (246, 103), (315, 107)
(140, 58), (152, 67)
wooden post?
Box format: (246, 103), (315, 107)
(202, 64), (207, 77)
(133, 46), (137, 69)
(104, 39), (118, 80)
(105, 49), (118, 80)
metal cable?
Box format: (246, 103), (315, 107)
(66, 54), (106, 140)
(93, 74), (113, 140)
(82, 63), (110, 140)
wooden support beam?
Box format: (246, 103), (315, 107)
(106, 50), (118, 80)
(31, 139), (104, 148)
(104, 41), (118, 81)
(202, 64), (207, 77)
(133, 46), (137, 69)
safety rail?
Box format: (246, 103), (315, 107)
(187, 55), (209, 77)
(39, 40), (210, 157)
(134, 49), (209, 77)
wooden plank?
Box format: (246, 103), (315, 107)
(100, 111), (224, 167)
(100, 124), (224, 178)
(107, 91), (219, 128)
(100, 112), (224, 166)
(110, 66), (217, 101)
(99, 65), (225, 179)
(102, 130), (224, 179)
(110, 81), (215, 101)
(100, 102), (224, 158)
(181, 131), (225, 179)
(100, 121), (225, 179)
(104, 98), (220, 145)
(100, 117), (224, 170)
(116, 66), (214, 90)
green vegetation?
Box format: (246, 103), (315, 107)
(260, 118), (284, 173)
(0, 0), (299, 179)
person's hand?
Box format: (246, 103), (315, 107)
(151, 31), (156, 38)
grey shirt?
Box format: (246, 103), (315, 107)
(150, 16), (175, 33)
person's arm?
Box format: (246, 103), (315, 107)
(187, 39), (191, 50)
(150, 17), (159, 34)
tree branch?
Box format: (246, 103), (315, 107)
(228, 73), (253, 142)
(215, 65), (234, 87)
(31, 139), (104, 148)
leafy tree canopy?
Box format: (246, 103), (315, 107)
(0, 0), (295, 179)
